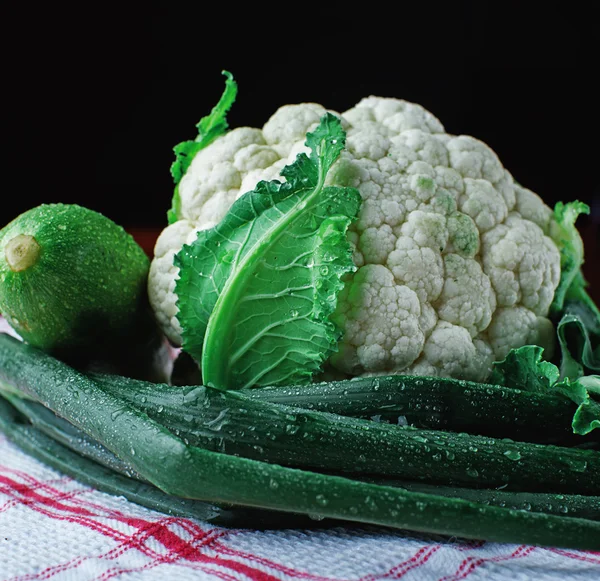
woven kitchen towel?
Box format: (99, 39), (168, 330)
(1, 434), (599, 581)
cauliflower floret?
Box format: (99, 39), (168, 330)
(482, 215), (561, 315)
(148, 219), (204, 345)
(387, 236), (444, 303)
(330, 265), (424, 374)
(435, 254), (496, 338)
(486, 307), (556, 360)
(150, 96), (564, 382)
(409, 321), (495, 383)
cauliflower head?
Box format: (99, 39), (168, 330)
(149, 96), (561, 383)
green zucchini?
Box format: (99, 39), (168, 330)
(1, 335), (599, 549)
(0, 204), (169, 381)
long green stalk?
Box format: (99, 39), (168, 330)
(89, 371), (600, 494)
(8, 393), (600, 522)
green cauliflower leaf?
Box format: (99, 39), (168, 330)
(174, 113), (361, 390)
(167, 70), (238, 224)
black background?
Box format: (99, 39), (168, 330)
(4, 2), (598, 232)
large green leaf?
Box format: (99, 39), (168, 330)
(174, 113), (361, 390)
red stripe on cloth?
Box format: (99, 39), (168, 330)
(0, 473), (99, 516)
(212, 540), (339, 581)
(91, 526), (238, 581)
(213, 536), (442, 581)
(0, 476), (72, 513)
(548, 548), (600, 562)
(376, 545), (441, 580)
(437, 544), (535, 581)
(94, 521), (282, 581)
(0, 467), (284, 581)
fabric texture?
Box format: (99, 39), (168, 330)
(1, 436), (599, 581)
(1, 320), (599, 580)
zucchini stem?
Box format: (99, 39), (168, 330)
(5, 234), (40, 272)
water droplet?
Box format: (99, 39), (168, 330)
(466, 467), (479, 478)
(364, 496), (378, 510)
(269, 478), (279, 490)
(503, 450), (521, 461)
(568, 459), (588, 473)
(290, 309), (299, 318)
(285, 424), (300, 435)
(316, 494), (328, 507)
(204, 408), (229, 431)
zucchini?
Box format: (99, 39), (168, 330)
(1, 335), (599, 549)
(0, 204), (169, 381)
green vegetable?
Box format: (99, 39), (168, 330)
(4, 396), (600, 528)
(243, 374), (587, 445)
(174, 113), (361, 389)
(549, 201), (590, 316)
(2, 71), (600, 551)
(491, 343), (600, 436)
(0, 203), (168, 381)
(168, 70), (237, 224)
(77, 370), (600, 494)
(1, 334), (600, 550)
(0, 396), (334, 530)
(116, 365), (588, 445)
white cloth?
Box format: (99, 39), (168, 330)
(2, 432), (599, 579)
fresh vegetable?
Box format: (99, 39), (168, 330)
(4, 394), (600, 525)
(0, 396), (333, 530)
(1, 71), (600, 551)
(0, 203), (169, 381)
(149, 71), (584, 385)
(97, 367), (584, 445)
(174, 112), (361, 389)
(15, 368), (577, 495)
(490, 345), (600, 436)
(2, 333), (600, 550)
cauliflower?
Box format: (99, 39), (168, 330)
(149, 96), (562, 383)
